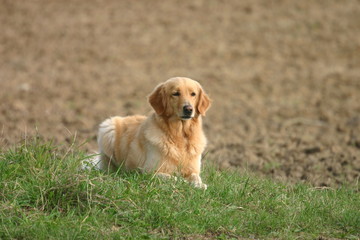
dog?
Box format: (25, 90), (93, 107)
(96, 77), (211, 189)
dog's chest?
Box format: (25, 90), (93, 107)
(142, 136), (200, 172)
(164, 136), (202, 162)
(143, 118), (205, 164)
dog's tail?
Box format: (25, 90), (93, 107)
(82, 117), (116, 171)
(97, 117), (116, 160)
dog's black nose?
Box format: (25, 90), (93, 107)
(183, 105), (193, 116)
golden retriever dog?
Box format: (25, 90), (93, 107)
(96, 77), (211, 189)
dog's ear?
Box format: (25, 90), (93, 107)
(148, 83), (166, 115)
(197, 87), (211, 116)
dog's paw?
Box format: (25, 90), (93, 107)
(156, 172), (178, 181)
(193, 182), (208, 190)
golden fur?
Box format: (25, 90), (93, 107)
(97, 77), (211, 188)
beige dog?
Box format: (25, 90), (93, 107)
(96, 77), (211, 189)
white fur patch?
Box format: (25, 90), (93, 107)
(81, 152), (101, 170)
(97, 117), (116, 158)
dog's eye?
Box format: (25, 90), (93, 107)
(191, 92), (196, 97)
(172, 92), (180, 96)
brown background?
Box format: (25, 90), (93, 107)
(1, 0), (359, 187)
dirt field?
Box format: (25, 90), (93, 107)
(1, 0), (359, 187)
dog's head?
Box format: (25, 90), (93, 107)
(148, 77), (211, 120)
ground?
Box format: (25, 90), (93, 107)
(1, 0), (359, 187)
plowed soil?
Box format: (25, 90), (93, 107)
(1, 0), (360, 187)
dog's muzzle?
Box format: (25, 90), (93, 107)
(181, 104), (193, 119)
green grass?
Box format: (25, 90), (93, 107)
(0, 139), (359, 239)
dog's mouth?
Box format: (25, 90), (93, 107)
(180, 115), (193, 120)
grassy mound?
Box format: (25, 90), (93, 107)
(0, 140), (359, 239)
